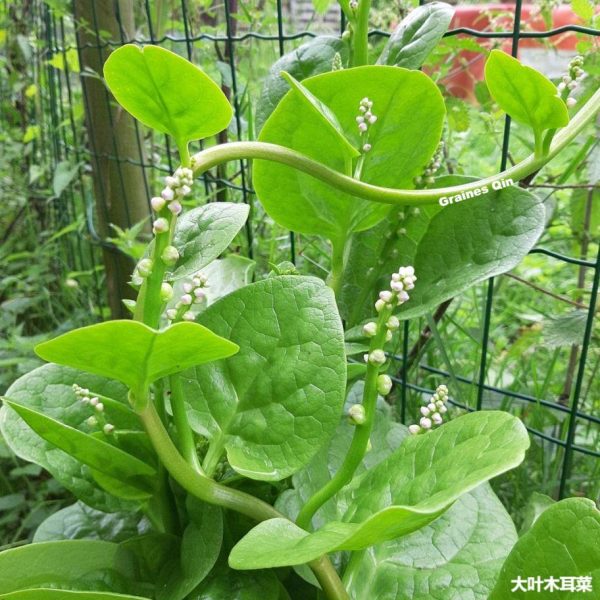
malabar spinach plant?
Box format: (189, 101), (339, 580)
(1, 3), (600, 599)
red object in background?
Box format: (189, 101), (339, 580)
(442, 4), (583, 99)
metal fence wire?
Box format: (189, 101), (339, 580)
(25, 0), (600, 503)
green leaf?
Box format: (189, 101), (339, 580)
(201, 255), (255, 305)
(34, 501), (150, 543)
(485, 50), (569, 141)
(0, 364), (139, 511)
(280, 71), (359, 159)
(2, 399), (157, 494)
(181, 276), (346, 481)
(519, 492), (555, 534)
(0, 540), (141, 595)
(541, 310), (588, 348)
(229, 411), (529, 568)
(490, 498), (600, 599)
(256, 36), (349, 130)
(104, 45), (232, 151)
(35, 321), (238, 395)
(192, 564), (280, 599)
(345, 485), (517, 600)
(53, 161), (80, 197)
(0, 592), (150, 600)
(255, 66), (445, 246)
(572, 0), (594, 22)
(377, 2), (455, 69)
(171, 203), (250, 280)
(156, 499), (222, 600)
(570, 188), (600, 239)
(340, 177), (545, 325)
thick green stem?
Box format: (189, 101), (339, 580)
(139, 401), (349, 599)
(190, 86), (600, 206)
(169, 374), (204, 473)
(352, 0), (372, 67)
(296, 306), (392, 530)
(329, 239), (347, 298)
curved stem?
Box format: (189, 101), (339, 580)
(139, 401), (349, 599)
(169, 374), (204, 473)
(191, 86), (600, 206)
(296, 305), (392, 530)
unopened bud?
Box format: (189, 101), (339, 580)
(348, 403), (366, 425)
(137, 258), (153, 278)
(368, 349), (386, 366)
(376, 374), (392, 395)
(103, 423), (115, 435)
(160, 282), (174, 302)
(363, 321), (378, 337)
(161, 245), (179, 265)
(386, 316), (400, 330)
(152, 218), (169, 234)
(408, 424), (421, 435)
(151, 196), (166, 212)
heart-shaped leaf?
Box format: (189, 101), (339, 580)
(0, 365), (138, 511)
(2, 399), (156, 495)
(254, 66), (445, 246)
(256, 36), (349, 130)
(181, 276), (346, 481)
(171, 202), (250, 280)
(490, 498), (600, 599)
(35, 321), (238, 395)
(485, 50), (569, 142)
(229, 411), (529, 568)
(345, 484), (517, 600)
(104, 45), (232, 153)
(340, 177), (545, 325)
(377, 2), (455, 69)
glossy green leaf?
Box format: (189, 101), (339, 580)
(340, 177), (545, 325)
(34, 501), (150, 543)
(3, 398), (156, 494)
(182, 276), (346, 481)
(0, 364), (138, 511)
(255, 66), (444, 246)
(256, 36), (349, 130)
(103, 45), (232, 150)
(377, 2), (455, 69)
(192, 564), (280, 600)
(171, 203), (250, 280)
(201, 256), (255, 305)
(485, 50), (569, 139)
(156, 499), (223, 600)
(229, 411), (529, 568)
(281, 72), (359, 159)
(0, 540), (140, 595)
(35, 321), (238, 394)
(519, 492), (555, 534)
(0, 592), (150, 600)
(490, 498), (600, 599)
(345, 485), (517, 600)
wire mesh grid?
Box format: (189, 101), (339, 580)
(29, 0), (600, 502)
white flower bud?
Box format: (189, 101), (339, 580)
(103, 423), (115, 435)
(379, 290), (393, 303)
(432, 412), (443, 425)
(89, 397), (99, 407)
(438, 405), (447, 414)
(362, 143), (372, 152)
(182, 311), (195, 321)
(390, 280), (404, 292)
(356, 116), (365, 124)
(137, 258), (153, 278)
(183, 282), (193, 294)
(348, 404), (366, 425)
(375, 299), (386, 312)
(65, 278), (79, 288)
(193, 288), (206, 302)
(161, 187), (175, 201)
(153, 218), (169, 234)
(386, 316), (400, 330)
(557, 82), (566, 93)
(181, 293), (193, 305)
(398, 291), (410, 304)
(86, 416), (98, 427)
(179, 185), (192, 197)
(368, 349), (386, 366)
(368, 115), (377, 124)
(566, 97), (576, 108)
(95, 402), (104, 413)
(168, 201), (182, 216)
(408, 424), (421, 435)
(377, 374), (392, 395)
(419, 417), (432, 429)
(166, 308), (177, 320)
(567, 81), (577, 90)
(358, 122), (368, 132)
(151, 196), (166, 212)
(165, 176), (177, 187)
(385, 330), (392, 342)
(420, 406), (430, 417)
(427, 402), (437, 412)
(160, 282), (174, 302)
(363, 321), (378, 337)
(161, 245), (179, 265)
(562, 75), (572, 84)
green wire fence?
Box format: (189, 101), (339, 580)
(10, 0), (600, 504)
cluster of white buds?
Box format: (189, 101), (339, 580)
(356, 97), (377, 153)
(332, 52), (343, 71)
(415, 141), (444, 186)
(166, 272), (208, 322)
(150, 167), (194, 224)
(557, 56), (585, 108)
(374, 266), (416, 313)
(72, 384), (114, 435)
(408, 384), (449, 435)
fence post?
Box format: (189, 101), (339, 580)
(73, 0), (149, 318)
